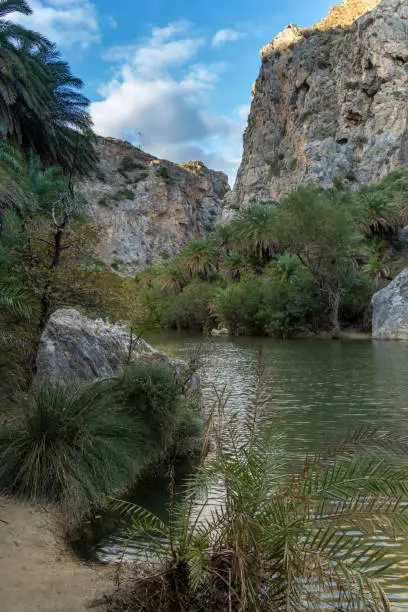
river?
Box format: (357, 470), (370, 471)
(86, 333), (408, 609)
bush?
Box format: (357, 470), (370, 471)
(118, 155), (146, 175)
(0, 382), (140, 518)
(156, 166), (173, 182)
(0, 364), (203, 518)
(167, 282), (218, 331)
(216, 269), (323, 337)
(107, 363), (203, 460)
(108, 407), (408, 611)
(215, 279), (267, 335)
(340, 268), (375, 327)
(113, 188), (135, 201)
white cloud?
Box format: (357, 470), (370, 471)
(92, 22), (247, 183)
(104, 21), (203, 77)
(13, 0), (100, 49)
(212, 28), (244, 47)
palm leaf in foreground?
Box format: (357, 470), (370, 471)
(108, 417), (408, 611)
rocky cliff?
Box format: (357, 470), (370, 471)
(230, 0), (408, 206)
(81, 137), (229, 274)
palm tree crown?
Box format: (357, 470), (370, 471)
(0, 0), (96, 175)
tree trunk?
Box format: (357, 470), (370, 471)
(30, 225), (66, 377)
(331, 291), (341, 340)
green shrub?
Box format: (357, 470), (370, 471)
(113, 188), (135, 201)
(107, 363), (203, 459)
(156, 165), (173, 182)
(0, 382), (140, 518)
(133, 172), (148, 184)
(0, 364), (203, 518)
(266, 156), (284, 177)
(340, 268), (375, 326)
(216, 269), (322, 337)
(345, 81), (360, 90)
(167, 282), (218, 331)
(216, 279), (267, 335)
(118, 155), (146, 175)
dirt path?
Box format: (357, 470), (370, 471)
(0, 496), (114, 612)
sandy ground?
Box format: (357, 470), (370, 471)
(0, 496), (114, 612)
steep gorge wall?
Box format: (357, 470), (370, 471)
(231, 0), (408, 206)
(81, 137), (229, 274)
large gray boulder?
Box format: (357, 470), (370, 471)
(371, 270), (408, 340)
(36, 309), (198, 385)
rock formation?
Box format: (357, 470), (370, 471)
(81, 137), (229, 274)
(372, 269), (408, 339)
(230, 0), (408, 206)
(36, 308), (198, 385)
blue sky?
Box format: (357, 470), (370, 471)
(16, 0), (336, 183)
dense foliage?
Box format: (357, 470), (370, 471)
(136, 172), (408, 338)
(108, 388), (408, 611)
(0, 0), (96, 174)
(0, 363), (202, 518)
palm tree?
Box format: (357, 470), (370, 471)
(354, 171), (408, 239)
(213, 222), (235, 255)
(356, 190), (400, 238)
(230, 203), (278, 265)
(362, 255), (393, 288)
(0, 1), (96, 174)
(16, 44), (97, 174)
(178, 239), (217, 281)
(110, 409), (408, 612)
(135, 263), (186, 295)
(0, 139), (68, 214)
(156, 263), (186, 295)
(0, 1), (51, 137)
(220, 252), (243, 281)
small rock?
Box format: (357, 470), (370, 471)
(211, 328), (230, 336)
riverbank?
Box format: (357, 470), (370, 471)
(0, 496), (112, 611)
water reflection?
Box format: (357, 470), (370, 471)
(94, 333), (408, 609)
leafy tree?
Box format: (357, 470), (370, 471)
(0, 143), (142, 383)
(273, 186), (364, 338)
(167, 282), (218, 331)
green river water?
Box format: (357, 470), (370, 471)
(87, 333), (408, 609)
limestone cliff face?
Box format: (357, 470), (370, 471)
(81, 138), (229, 274)
(231, 0), (408, 206)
